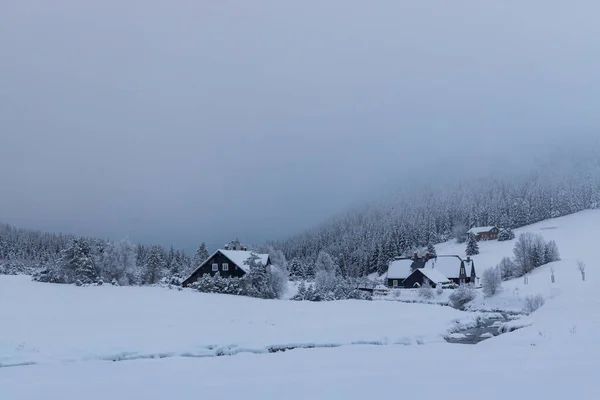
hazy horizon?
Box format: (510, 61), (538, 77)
(2, 1), (600, 252)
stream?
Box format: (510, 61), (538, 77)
(445, 312), (523, 344)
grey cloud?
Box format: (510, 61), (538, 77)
(1, 1), (599, 251)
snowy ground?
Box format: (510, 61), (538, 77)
(2, 211), (600, 399)
(0, 275), (467, 367)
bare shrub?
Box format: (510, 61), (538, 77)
(482, 267), (502, 297)
(449, 285), (476, 310)
(523, 294), (545, 314)
(577, 260), (586, 281)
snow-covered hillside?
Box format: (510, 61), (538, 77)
(435, 210), (598, 312)
(2, 211), (600, 399)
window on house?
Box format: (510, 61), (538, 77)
(393, 280), (398, 287)
(212, 263), (218, 272)
(222, 263), (229, 271)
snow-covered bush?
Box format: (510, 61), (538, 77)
(448, 285), (476, 310)
(0, 261), (37, 276)
(497, 228), (515, 242)
(291, 277), (371, 302)
(191, 273), (244, 296)
(497, 257), (518, 280)
(418, 281), (434, 300)
(523, 294), (545, 314)
(436, 286), (444, 296)
(482, 267), (502, 297)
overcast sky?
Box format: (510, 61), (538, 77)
(1, 1), (599, 252)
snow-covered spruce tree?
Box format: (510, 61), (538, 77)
(242, 252), (276, 299)
(292, 280), (308, 300)
(192, 243), (210, 270)
(62, 237), (97, 285)
(426, 242), (437, 257)
(482, 267), (502, 297)
(497, 228), (515, 242)
(465, 234), (479, 256)
(288, 258), (304, 281)
(142, 245), (167, 284)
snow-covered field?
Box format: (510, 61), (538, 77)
(0, 275), (466, 367)
(2, 210), (600, 399)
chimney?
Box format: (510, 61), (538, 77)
(466, 256), (470, 261)
(413, 252), (418, 259)
(425, 253), (430, 259)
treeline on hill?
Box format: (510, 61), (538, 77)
(0, 222), (211, 286)
(277, 154), (600, 279)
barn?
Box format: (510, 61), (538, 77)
(182, 249), (270, 287)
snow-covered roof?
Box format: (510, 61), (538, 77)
(463, 259), (475, 276)
(219, 250), (269, 273)
(415, 267), (451, 284)
(467, 226), (497, 234)
(429, 256), (463, 278)
(386, 259), (414, 279)
(184, 249), (269, 281)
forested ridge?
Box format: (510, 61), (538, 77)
(276, 151), (600, 278)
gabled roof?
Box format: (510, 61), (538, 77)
(467, 226), (497, 234)
(463, 259), (475, 276)
(184, 249), (269, 281)
(428, 256), (463, 278)
(412, 267), (451, 284)
(386, 259), (414, 279)
(219, 250), (269, 273)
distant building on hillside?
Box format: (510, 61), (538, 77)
(386, 253), (477, 287)
(182, 247), (271, 287)
(467, 226), (500, 241)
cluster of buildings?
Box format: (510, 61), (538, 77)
(386, 253), (478, 289)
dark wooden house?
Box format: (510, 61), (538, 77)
(467, 226), (500, 241)
(182, 249), (271, 287)
(386, 253), (433, 287)
(401, 268), (452, 289)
